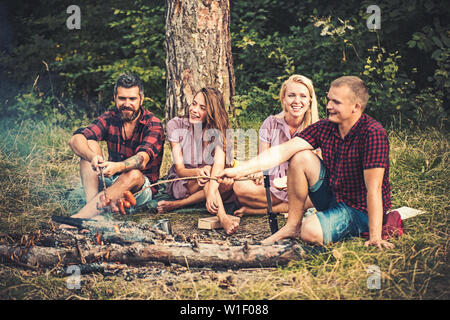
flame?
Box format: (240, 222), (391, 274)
(96, 231), (102, 245)
(113, 224), (121, 234)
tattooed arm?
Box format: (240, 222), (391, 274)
(122, 152), (149, 171)
(98, 152), (149, 177)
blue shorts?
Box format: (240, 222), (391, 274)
(308, 160), (369, 244)
(99, 174), (153, 214)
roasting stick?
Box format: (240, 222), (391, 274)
(100, 172), (260, 214)
(96, 167), (117, 213)
(98, 171), (248, 205)
(131, 159), (258, 197)
(131, 175), (255, 198)
(100, 175), (243, 214)
(103, 158), (259, 208)
(99, 167), (108, 200)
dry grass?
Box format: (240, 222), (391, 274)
(0, 118), (448, 300)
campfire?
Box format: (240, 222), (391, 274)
(0, 213), (317, 275)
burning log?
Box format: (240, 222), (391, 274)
(51, 215), (167, 245)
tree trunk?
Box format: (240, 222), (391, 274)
(165, 0), (235, 120)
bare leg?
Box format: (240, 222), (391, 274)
(79, 140), (103, 202)
(186, 179), (202, 195)
(234, 200), (286, 216)
(202, 180), (238, 235)
(233, 180), (271, 208)
(157, 190), (206, 213)
(70, 169), (145, 220)
(215, 191), (239, 235)
(234, 197), (316, 216)
(157, 179), (233, 214)
(233, 179), (315, 216)
(61, 141), (103, 229)
(262, 150), (323, 244)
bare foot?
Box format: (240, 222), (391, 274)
(233, 206), (247, 217)
(156, 200), (181, 213)
(234, 206), (268, 216)
(261, 224), (300, 244)
(219, 214), (240, 235)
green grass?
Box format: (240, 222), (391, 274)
(0, 117), (448, 300)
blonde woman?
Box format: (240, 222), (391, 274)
(157, 87), (238, 234)
(233, 75), (320, 216)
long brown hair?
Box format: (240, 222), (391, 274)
(198, 87), (230, 137)
(196, 87), (231, 163)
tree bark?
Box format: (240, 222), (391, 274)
(165, 0), (235, 120)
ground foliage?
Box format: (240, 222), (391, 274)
(0, 118), (448, 300)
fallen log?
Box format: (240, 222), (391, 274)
(0, 240), (315, 269)
(1, 215), (325, 270)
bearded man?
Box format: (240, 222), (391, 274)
(65, 73), (164, 222)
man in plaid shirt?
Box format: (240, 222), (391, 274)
(65, 73), (164, 221)
(218, 76), (393, 249)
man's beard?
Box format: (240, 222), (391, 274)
(120, 107), (141, 122)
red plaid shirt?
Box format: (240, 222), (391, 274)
(296, 113), (391, 214)
(74, 108), (165, 193)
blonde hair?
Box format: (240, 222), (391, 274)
(330, 76), (369, 111)
(279, 74), (319, 131)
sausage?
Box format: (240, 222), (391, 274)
(123, 200), (131, 209)
(117, 198), (126, 215)
(123, 191), (137, 207)
(104, 197), (111, 207)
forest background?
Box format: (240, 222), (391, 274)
(0, 0), (448, 129)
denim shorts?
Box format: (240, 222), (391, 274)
(308, 160), (369, 244)
(98, 174), (153, 214)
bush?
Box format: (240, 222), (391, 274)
(1, 0), (448, 129)
(231, 0), (449, 129)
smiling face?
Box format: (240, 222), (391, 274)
(114, 86), (143, 122)
(326, 85), (360, 124)
(188, 91), (208, 124)
(282, 81), (311, 119)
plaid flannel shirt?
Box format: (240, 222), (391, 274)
(296, 113), (391, 214)
(73, 108), (165, 193)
